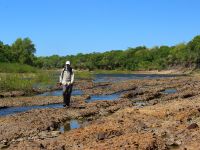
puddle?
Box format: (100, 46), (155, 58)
(161, 88), (177, 94)
(94, 74), (180, 82)
(59, 120), (81, 133)
(37, 89), (83, 96)
(0, 103), (63, 117)
(86, 93), (121, 103)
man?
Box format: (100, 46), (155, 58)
(59, 61), (74, 107)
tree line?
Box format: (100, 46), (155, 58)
(1, 35), (200, 70)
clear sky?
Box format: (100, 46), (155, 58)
(0, 0), (200, 56)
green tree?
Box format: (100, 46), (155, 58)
(11, 38), (36, 65)
(187, 35), (200, 67)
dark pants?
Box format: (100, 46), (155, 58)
(62, 84), (73, 106)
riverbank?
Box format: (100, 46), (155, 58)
(85, 69), (189, 75)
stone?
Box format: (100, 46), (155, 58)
(51, 131), (61, 137)
(38, 131), (48, 138)
(16, 138), (24, 142)
(0, 143), (8, 149)
(97, 132), (106, 140)
(187, 123), (199, 129)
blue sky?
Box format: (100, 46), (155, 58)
(0, 0), (200, 56)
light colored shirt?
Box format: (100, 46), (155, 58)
(59, 68), (74, 85)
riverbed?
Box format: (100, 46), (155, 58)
(1, 73), (200, 149)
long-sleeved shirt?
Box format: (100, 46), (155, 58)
(59, 67), (74, 85)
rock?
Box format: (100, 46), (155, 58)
(161, 131), (167, 138)
(40, 143), (45, 149)
(0, 106), (9, 109)
(118, 119), (124, 123)
(87, 117), (93, 121)
(166, 136), (175, 146)
(1, 140), (8, 144)
(181, 93), (194, 99)
(0, 143), (8, 149)
(97, 132), (106, 140)
(187, 117), (192, 122)
(38, 131), (48, 138)
(138, 122), (147, 130)
(121, 90), (143, 99)
(78, 106), (86, 109)
(16, 138), (24, 142)
(0, 91), (25, 98)
(78, 116), (83, 119)
(175, 140), (182, 145)
(187, 123), (199, 129)
(51, 131), (61, 137)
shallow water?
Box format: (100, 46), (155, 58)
(161, 88), (177, 94)
(59, 120), (81, 133)
(86, 93), (121, 103)
(37, 89), (83, 96)
(94, 74), (179, 82)
(0, 92), (121, 116)
(0, 103), (63, 116)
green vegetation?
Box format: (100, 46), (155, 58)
(0, 63), (38, 73)
(0, 38), (36, 65)
(1, 35), (200, 92)
(1, 35), (200, 71)
(75, 71), (93, 79)
(34, 35), (200, 71)
(0, 70), (94, 92)
(0, 73), (35, 92)
(0, 71), (58, 92)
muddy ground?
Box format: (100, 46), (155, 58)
(1, 76), (200, 149)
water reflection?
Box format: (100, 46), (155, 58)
(86, 93), (121, 103)
(161, 88), (177, 94)
(59, 120), (81, 133)
(0, 104), (63, 116)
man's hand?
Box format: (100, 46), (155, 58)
(57, 82), (62, 86)
(67, 82), (72, 86)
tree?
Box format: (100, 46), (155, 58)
(187, 35), (200, 67)
(11, 38), (36, 65)
(0, 41), (12, 62)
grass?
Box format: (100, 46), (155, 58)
(0, 73), (35, 92)
(0, 71), (58, 92)
(0, 63), (38, 73)
(0, 63), (60, 92)
(75, 71), (93, 79)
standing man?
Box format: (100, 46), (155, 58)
(59, 61), (74, 107)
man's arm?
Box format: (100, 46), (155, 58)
(70, 70), (74, 84)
